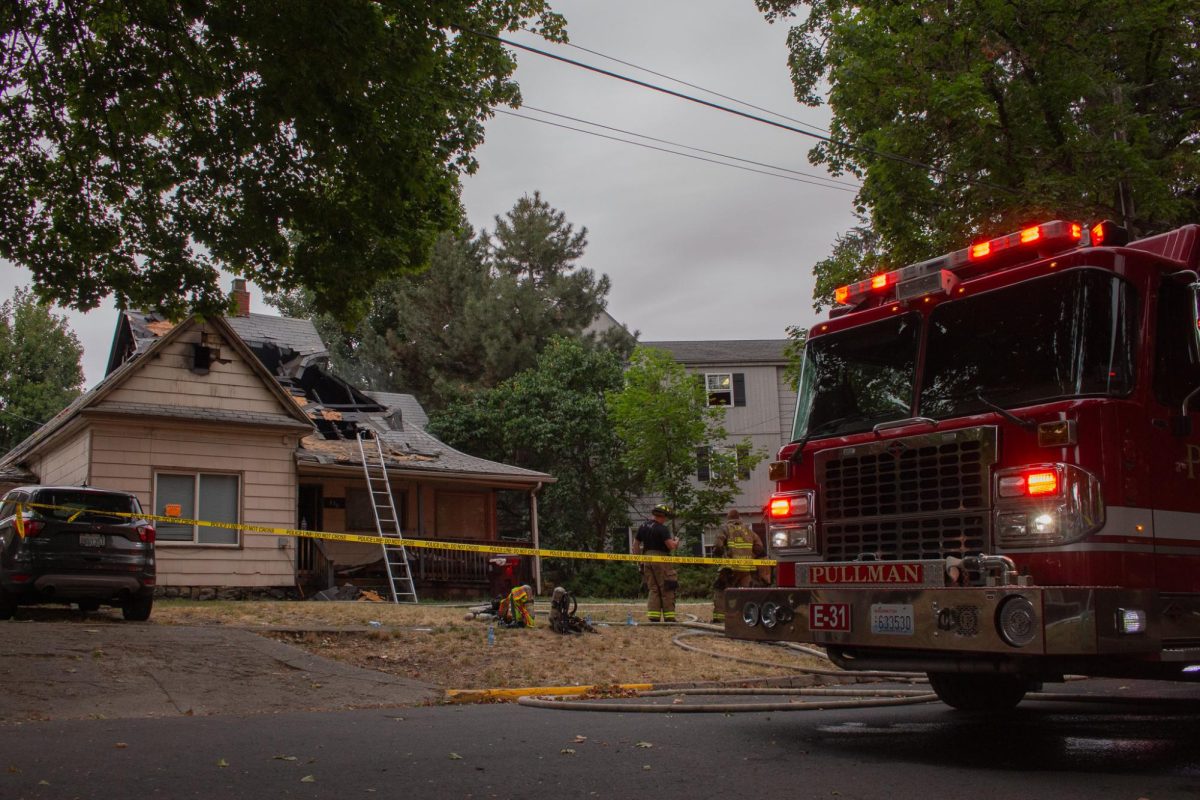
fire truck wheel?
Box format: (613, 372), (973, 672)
(926, 672), (1029, 712)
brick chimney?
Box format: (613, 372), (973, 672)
(230, 278), (251, 317)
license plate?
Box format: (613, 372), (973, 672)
(870, 603), (914, 636)
(809, 603), (851, 632)
(79, 533), (105, 548)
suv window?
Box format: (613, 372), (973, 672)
(31, 489), (141, 523)
(0, 491), (24, 520)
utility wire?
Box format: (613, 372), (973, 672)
(518, 104), (860, 190)
(560, 41), (832, 138)
(0, 406), (45, 426)
(471, 30), (1017, 196)
(497, 109), (858, 192)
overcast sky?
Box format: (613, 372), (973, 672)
(1, 0), (858, 389)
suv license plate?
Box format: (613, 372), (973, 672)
(79, 533), (105, 548)
(870, 603), (914, 636)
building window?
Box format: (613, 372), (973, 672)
(697, 444), (751, 482)
(706, 373), (733, 406)
(704, 372), (746, 407)
(155, 472), (240, 546)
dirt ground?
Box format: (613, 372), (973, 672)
(16, 599), (830, 692)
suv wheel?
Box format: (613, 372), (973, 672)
(122, 596), (153, 622)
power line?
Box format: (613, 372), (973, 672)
(0, 406), (45, 426)
(518, 104), (860, 190)
(497, 109), (858, 192)
(560, 41), (832, 138)
(470, 30), (1017, 196)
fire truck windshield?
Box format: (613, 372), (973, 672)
(793, 313), (920, 439)
(921, 269), (1137, 418)
(792, 268), (1138, 441)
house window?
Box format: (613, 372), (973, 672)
(697, 444), (752, 482)
(705, 372), (746, 407)
(155, 472), (240, 546)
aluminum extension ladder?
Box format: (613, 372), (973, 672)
(356, 432), (418, 604)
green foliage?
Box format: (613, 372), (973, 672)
(545, 562), (715, 600)
(428, 338), (635, 553)
(0, 1), (564, 320)
(781, 323), (808, 389)
(544, 560), (642, 599)
(272, 195), (634, 408)
(608, 346), (765, 548)
(0, 287), (83, 454)
(758, 0), (1200, 310)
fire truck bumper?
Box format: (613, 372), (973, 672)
(722, 586), (1162, 659)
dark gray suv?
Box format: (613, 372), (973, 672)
(0, 486), (156, 620)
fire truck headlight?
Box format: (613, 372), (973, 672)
(1116, 608), (1146, 635)
(741, 602), (760, 627)
(761, 602), (780, 629)
(997, 595), (1038, 647)
(1031, 512), (1057, 535)
(769, 525), (814, 552)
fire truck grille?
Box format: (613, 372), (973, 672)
(816, 427), (997, 562)
(822, 514), (988, 562)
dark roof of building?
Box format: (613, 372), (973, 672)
(640, 339), (789, 365)
(224, 313), (327, 357)
(365, 392), (429, 430)
(296, 423), (552, 485)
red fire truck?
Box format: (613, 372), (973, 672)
(724, 219), (1200, 710)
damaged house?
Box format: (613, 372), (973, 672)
(0, 281), (552, 599)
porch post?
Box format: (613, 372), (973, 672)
(530, 482), (543, 596)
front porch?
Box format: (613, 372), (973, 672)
(293, 448), (550, 600)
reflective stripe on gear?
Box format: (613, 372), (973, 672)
(726, 524), (757, 572)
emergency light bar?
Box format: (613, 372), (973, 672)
(834, 220), (1085, 308)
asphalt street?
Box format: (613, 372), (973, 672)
(3, 690), (1200, 800)
(3, 622), (1200, 799)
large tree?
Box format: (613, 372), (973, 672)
(273, 196), (634, 408)
(428, 337), (634, 554)
(0, 287), (83, 454)
(757, 0), (1200, 308)
(0, 1), (564, 320)
(608, 346), (765, 548)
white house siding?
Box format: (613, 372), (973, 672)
(87, 422), (298, 587)
(29, 428), (91, 487)
(698, 363), (786, 514)
(104, 326), (286, 415)
(777, 366), (799, 443)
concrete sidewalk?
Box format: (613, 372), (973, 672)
(0, 622), (436, 723)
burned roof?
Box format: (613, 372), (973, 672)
(297, 423), (553, 486)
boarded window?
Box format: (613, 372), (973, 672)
(435, 491), (489, 539)
(345, 486), (406, 533)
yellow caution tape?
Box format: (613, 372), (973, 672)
(15, 502), (776, 568)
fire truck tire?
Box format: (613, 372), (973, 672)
(926, 672), (1029, 712)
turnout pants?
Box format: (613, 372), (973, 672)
(712, 570), (755, 623)
(644, 553), (677, 622)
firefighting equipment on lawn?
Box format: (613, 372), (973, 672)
(498, 584), (535, 628)
(548, 586), (597, 635)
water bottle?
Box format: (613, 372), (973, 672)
(487, 625), (495, 646)
(626, 611), (635, 626)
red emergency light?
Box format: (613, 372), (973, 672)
(833, 220), (1085, 309)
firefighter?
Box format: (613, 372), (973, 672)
(711, 509), (764, 624)
(634, 504), (679, 623)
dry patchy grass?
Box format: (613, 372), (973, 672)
(147, 599), (828, 691)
